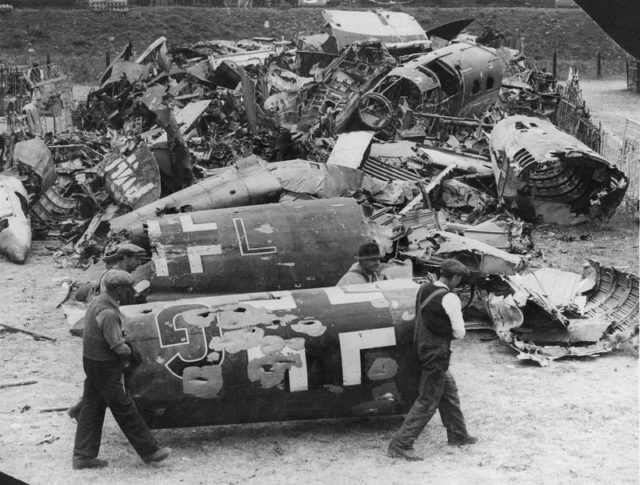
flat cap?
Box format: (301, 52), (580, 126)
(356, 242), (382, 261)
(116, 243), (146, 257)
(102, 269), (135, 290)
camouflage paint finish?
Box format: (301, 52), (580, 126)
(122, 279), (421, 429)
(138, 197), (372, 296)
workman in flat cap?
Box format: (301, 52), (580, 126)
(95, 243), (149, 302)
(76, 243), (149, 305)
(337, 241), (389, 286)
(69, 243), (150, 421)
(388, 258), (476, 461)
(72, 270), (170, 470)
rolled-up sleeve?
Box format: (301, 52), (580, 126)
(441, 293), (466, 339)
(96, 309), (126, 351)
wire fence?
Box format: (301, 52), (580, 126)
(627, 58), (640, 94)
(553, 71), (639, 212)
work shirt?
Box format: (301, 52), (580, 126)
(432, 281), (466, 340)
(83, 294), (127, 362)
(336, 262), (388, 286)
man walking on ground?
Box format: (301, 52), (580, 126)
(388, 258), (477, 461)
(69, 243), (149, 420)
(337, 241), (388, 286)
(72, 270), (170, 469)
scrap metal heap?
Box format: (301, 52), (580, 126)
(0, 10), (636, 368)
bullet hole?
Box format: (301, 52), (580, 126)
(234, 307), (247, 313)
(229, 190), (236, 195)
(141, 309), (152, 314)
(272, 319), (281, 325)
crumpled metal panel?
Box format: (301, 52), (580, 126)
(490, 115), (629, 223)
(430, 231), (525, 275)
(401, 231), (525, 277)
(101, 139), (161, 210)
(485, 261), (639, 366)
(0, 175), (31, 264)
(266, 65), (313, 93)
(100, 60), (151, 89)
(300, 42), (397, 133)
(12, 139), (56, 192)
(584, 260), (639, 342)
(322, 9), (428, 51)
(30, 186), (78, 224)
(270, 159), (364, 201)
(509, 268), (584, 309)
(326, 131), (375, 170)
(361, 157), (420, 182)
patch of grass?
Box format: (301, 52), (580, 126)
(0, 7), (627, 83)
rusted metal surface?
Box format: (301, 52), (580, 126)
(120, 279), (420, 429)
(485, 261), (639, 366)
(0, 175), (31, 264)
(108, 155), (282, 232)
(135, 197), (372, 297)
(490, 115), (629, 224)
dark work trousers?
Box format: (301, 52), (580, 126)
(73, 357), (158, 459)
(392, 363), (468, 449)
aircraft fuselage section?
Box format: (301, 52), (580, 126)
(122, 280), (421, 429)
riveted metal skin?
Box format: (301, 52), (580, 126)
(490, 115), (628, 223)
(130, 197), (374, 298)
(121, 280), (421, 429)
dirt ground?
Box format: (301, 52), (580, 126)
(0, 80), (638, 485)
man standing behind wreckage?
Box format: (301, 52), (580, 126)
(72, 270), (170, 469)
(388, 259), (476, 461)
(337, 242), (388, 285)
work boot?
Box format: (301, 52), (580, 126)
(448, 435), (478, 446)
(72, 456), (109, 470)
(387, 442), (424, 461)
(142, 446), (171, 464)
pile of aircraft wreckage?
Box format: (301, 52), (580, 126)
(0, 9), (637, 427)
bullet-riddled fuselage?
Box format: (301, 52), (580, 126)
(122, 280), (421, 429)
